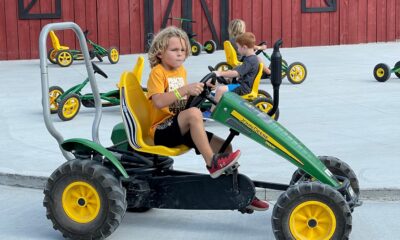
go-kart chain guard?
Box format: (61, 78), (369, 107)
(131, 172), (255, 210)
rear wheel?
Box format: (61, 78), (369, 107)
(49, 86), (64, 114)
(287, 62), (307, 84)
(191, 41), (202, 56)
(47, 48), (58, 64)
(373, 63), (390, 82)
(257, 89), (272, 100)
(108, 47), (119, 64)
(55, 50), (73, 67)
(252, 97), (279, 121)
(214, 62), (232, 72)
(43, 160), (127, 240)
(272, 182), (352, 240)
(204, 40), (217, 54)
(58, 93), (81, 121)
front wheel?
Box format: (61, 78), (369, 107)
(43, 160), (127, 240)
(290, 156), (360, 211)
(204, 40), (217, 54)
(252, 97), (279, 121)
(49, 86), (64, 114)
(373, 63), (390, 82)
(58, 93), (81, 121)
(272, 182), (352, 240)
(287, 62), (307, 84)
(191, 41), (202, 56)
(108, 47), (120, 64)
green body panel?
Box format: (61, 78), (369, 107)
(111, 122), (130, 150)
(57, 78), (89, 102)
(213, 92), (339, 187)
(391, 66), (400, 74)
(61, 138), (129, 178)
(81, 89), (120, 105)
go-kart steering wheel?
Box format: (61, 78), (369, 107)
(207, 65), (229, 84)
(92, 62), (108, 79)
(185, 72), (217, 109)
(255, 41), (267, 55)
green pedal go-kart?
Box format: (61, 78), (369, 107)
(373, 61), (400, 82)
(49, 56), (145, 121)
(48, 30), (119, 67)
(40, 23), (361, 240)
(48, 63), (119, 121)
(215, 40), (308, 84)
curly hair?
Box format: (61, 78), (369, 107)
(228, 19), (246, 39)
(148, 26), (191, 68)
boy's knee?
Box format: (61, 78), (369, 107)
(187, 107), (202, 121)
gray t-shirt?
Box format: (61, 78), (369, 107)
(233, 55), (259, 95)
(229, 38), (242, 61)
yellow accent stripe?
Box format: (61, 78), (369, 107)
(231, 110), (303, 165)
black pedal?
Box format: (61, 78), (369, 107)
(224, 162), (240, 175)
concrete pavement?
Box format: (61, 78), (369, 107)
(1, 41), (400, 200)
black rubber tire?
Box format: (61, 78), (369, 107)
(373, 63), (390, 82)
(55, 50), (73, 67)
(252, 97), (279, 121)
(57, 93), (81, 121)
(290, 156), (360, 211)
(204, 40), (217, 54)
(394, 61), (400, 78)
(108, 47), (120, 64)
(287, 62), (307, 84)
(257, 89), (272, 101)
(127, 207), (152, 213)
(49, 86), (64, 114)
(43, 159), (127, 240)
(47, 48), (57, 64)
(214, 62), (232, 72)
(272, 182), (352, 240)
(191, 41), (202, 56)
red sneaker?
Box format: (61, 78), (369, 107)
(207, 150), (241, 178)
(247, 197), (269, 211)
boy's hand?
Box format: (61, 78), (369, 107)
(206, 79), (216, 90)
(213, 70), (221, 77)
(185, 82), (204, 96)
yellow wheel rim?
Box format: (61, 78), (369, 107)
(289, 64), (306, 83)
(255, 101), (273, 112)
(255, 101), (277, 119)
(110, 49), (119, 62)
(62, 96), (80, 119)
(62, 181), (101, 223)
(376, 68), (385, 78)
(218, 65), (230, 71)
(192, 45), (198, 53)
(289, 201), (336, 240)
(49, 89), (63, 111)
(58, 52), (72, 66)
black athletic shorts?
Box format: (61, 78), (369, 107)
(154, 115), (214, 155)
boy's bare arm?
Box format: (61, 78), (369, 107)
(151, 83), (205, 109)
(214, 70), (239, 79)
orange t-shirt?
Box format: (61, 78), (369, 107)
(147, 64), (188, 138)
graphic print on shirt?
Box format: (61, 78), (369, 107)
(167, 77), (187, 114)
